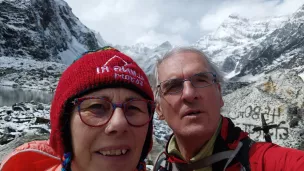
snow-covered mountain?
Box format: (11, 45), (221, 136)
(0, 0), (107, 64)
(0, 0), (172, 92)
(195, 14), (287, 75)
(115, 41), (173, 86)
(236, 4), (304, 78)
(195, 5), (304, 80)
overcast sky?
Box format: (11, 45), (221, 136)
(63, 0), (303, 46)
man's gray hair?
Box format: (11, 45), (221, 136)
(153, 47), (224, 100)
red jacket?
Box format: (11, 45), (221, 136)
(157, 117), (304, 171)
(0, 140), (62, 171)
(248, 142), (304, 171)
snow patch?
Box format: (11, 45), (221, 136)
(59, 37), (87, 64)
(299, 72), (304, 82)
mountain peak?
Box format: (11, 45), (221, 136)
(228, 13), (240, 19)
(194, 4), (303, 78)
(157, 41), (172, 49)
(53, 0), (69, 7)
(291, 3), (304, 20)
(0, 0), (100, 64)
(227, 13), (249, 22)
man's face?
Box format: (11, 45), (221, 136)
(156, 52), (224, 138)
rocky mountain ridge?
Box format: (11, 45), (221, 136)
(236, 4), (304, 78)
(0, 0), (104, 64)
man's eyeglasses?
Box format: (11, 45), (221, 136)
(157, 72), (217, 95)
(72, 97), (155, 127)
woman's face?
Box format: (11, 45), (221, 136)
(70, 88), (150, 171)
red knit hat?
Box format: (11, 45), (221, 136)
(49, 47), (154, 161)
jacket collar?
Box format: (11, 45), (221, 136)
(164, 116), (249, 165)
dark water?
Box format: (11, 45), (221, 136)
(0, 86), (53, 107)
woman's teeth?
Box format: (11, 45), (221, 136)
(99, 149), (127, 156)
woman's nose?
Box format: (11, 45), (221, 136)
(105, 108), (128, 135)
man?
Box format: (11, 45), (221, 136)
(153, 47), (304, 171)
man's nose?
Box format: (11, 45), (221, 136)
(105, 108), (128, 135)
(181, 81), (197, 102)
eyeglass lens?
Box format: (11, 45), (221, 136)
(160, 72), (215, 94)
(78, 98), (151, 126)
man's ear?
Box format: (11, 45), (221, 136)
(156, 102), (165, 120)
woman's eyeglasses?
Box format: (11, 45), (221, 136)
(72, 97), (155, 127)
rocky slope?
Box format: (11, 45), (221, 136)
(236, 4), (304, 78)
(0, 0), (105, 64)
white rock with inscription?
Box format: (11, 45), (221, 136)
(222, 69), (304, 149)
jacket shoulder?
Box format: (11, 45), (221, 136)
(0, 140), (61, 171)
(249, 142), (304, 171)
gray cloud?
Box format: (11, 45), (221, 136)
(64, 0), (303, 46)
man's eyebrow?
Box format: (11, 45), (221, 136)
(196, 73), (209, 77)
(165, 77), (183, 81)
(161, 78), (182, 86)
(168, 78), (183, 82)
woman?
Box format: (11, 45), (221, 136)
(1, 47), (155, 171)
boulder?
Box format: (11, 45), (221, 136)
(222, 70), (304, 148)
(0, 133), (49, 161)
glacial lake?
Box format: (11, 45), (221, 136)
(0, 86), (53, 107)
